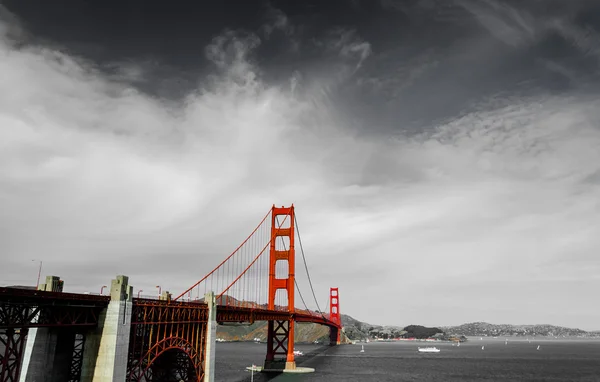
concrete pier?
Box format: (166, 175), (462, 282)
(203, 291), (217, 382)
(19, 276), (70, 382)
(81, 275), (133, 382)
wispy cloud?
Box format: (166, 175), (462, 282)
(325, 28), (372, 71)
(456, 0), (538, 47)
(261, 5), (294, 39)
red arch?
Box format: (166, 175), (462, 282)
(135, 336), (203, 382)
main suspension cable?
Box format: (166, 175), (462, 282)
(294, 213), (324, 317)
(275, 216), (311, 314)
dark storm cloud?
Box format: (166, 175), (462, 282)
(1, 0), (599, 330)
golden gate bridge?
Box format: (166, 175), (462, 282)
(0, 205), (343, 381)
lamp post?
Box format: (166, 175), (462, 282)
(31, 260), (42, 288)
(100, 285), (107, 295)
(137, 289), (143, 298)
(156, 285), (161, 299)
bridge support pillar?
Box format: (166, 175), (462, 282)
(80, 275), (132, 382)
(203, 291), (217, 382)
(19, 329), (75, 382)
(19, 276), (71, 382)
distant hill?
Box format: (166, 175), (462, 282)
(339, 315), (456, 341)
(442, 322), (600, 338)
(179, 297), (600, 342)
(216, 321), (332, 343)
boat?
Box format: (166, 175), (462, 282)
(293, 350), (303, 356)
(418, 347), (440, 353)
(360, 345), (365, 353)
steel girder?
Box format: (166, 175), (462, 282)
(0, 288), (109, 329)
(127, 300), (208, 382)
(0, 328), (27, 382)
(68, 333), (85, 382)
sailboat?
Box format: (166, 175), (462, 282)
(481, 346), (485, 350)
(360, 345), (365, 353)
(537, 345), (540, 351)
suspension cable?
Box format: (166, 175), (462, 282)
(274, 216), (311, 314)
(173, 207), (272, 301)
(294, 279), (310, 313)
(218, 213), (290, 300)
(294, 213), (325, 317)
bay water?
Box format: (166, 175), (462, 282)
(215, 338), (600, 381)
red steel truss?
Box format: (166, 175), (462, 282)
(0, 287), (109, 329)
(0, 288), (109, 382)
(0, 328), (27, 382)
(68, 334), (85, 382)
(127, 298), (208, 382)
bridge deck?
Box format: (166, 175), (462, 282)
(0, 287), (110, 329)
(0, 289), (340, 329)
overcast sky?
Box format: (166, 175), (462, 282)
(1, 0), (599, 331)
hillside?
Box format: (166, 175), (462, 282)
(216, 315), (600, 342)
(216, 322), (331, 343)
(443, 322), (600, 338)
(341, 314), (404, 340)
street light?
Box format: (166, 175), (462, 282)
(100, 285), (107, 295)
(137, 289), (143, 298)
(31, 260), (42, 288)
(156, 285), (161, 299)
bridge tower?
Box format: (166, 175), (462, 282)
(329, 287), (341, 345)
(264, 205), (296, 371)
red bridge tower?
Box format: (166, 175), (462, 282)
(329, 287), (341, 344)
(265, 205), (297, 370)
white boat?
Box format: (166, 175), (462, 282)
(293, 350), (303, 356)
(360, 345), (365, 353)
(418, 347), (440, 353)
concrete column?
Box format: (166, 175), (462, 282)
(37, 276), (64, 293)
(19, 276), (69, 382)
(203, 292), (217, 382)
(80, 275), (133, 382)
(159, 291), (172, 301)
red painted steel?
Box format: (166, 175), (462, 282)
(329, 288), (341, 344)
(0, 328), (27, 382)
(265, 205), (297, 366)
(0, 289), (108, 382)
(127, 299), (208, 381)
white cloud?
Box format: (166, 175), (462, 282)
(1, 10), (599, 330)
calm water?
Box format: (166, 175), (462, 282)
(215, 338), (600, 381)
